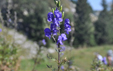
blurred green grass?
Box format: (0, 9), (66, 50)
(19, 45), (113, 71)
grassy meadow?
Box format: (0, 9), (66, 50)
(19, 45), (113, 71)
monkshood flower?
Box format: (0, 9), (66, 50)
(50, 23), (58, 35)
(61, 65), (64, 71)
(57, 33), (67, 45)
(65, 18), (70, 24)
(45, 1), (71, 70)
(44, 28), (51, 38)
(54, 8), (63, 22)
(64, 19), (71, 34)
(53, 18), (60, 27)
(42, 39), (46, 45)
(102, 57), (107, 65)
(57, 35), (63, 45)
(0, 29), (2, 32)
(61, 34), (67, 41)
(60, 47), (65, 52)
(47, 12), (54, 22)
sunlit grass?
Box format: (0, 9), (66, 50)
(19, 45), (113, 71)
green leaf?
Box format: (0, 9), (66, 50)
(47, 64), (52, 68)
(47, 54), (52, 59)
(52, 58), (56, 61)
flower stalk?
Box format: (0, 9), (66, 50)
(44, 0), (71, 70)
(58, 43), (60, 71)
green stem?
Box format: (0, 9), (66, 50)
(58, 44), (60, 71)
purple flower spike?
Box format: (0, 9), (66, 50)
(42, 39), (46, 45)
(0, 29), (2, 32)
(64, 19), (71, 34)
(54, 8), (63, 22)
(44, 28), (51, 38)
(102, 57), (107, 65)
(47, 12), (54, 22)
(60, 47), (65, 52)
(61, 34), (67, 41)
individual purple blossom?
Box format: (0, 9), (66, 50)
(44, 28), (51, 38)
(102, 57), (107, 65)
(61, 65), (64, 71)
(42, 39), (46, 45)
(50, 23), (56, 30)
(65, 26), (71, 34)
(52, 29), (58, 36)
(64, 19), (71, 34)
(54, 8), (63, 22)
(65, 18), (70, 24)
(60, 47), (65, 52)
(53, 18), (60, 27)
(50, 23), (58, 35)
(47, 12), (54, 22)
(0, 29), (2, 32)
(57, 35), (63, 45)
(61, 34), (67, 41)
(57, 33), (67, 45)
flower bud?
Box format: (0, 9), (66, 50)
(62, 12), (64, 18)
(56, 1), (58, 4)
(60, 5), (62, 11)
(64, 57), (67, 61)
(58, 1), (61, 7)
(52, 8), (55, 13)
(54, 0), (57, 4)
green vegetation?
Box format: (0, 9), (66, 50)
(0, 25), (19, 70)
(19, 45), (113, 71)
(74, 0), (95, 47)
(1, 0), (113, 71)
(94, 0), (108, 45)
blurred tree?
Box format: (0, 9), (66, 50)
(12, 0), (51, 47)
(94, 0), (109, 45)
(112, 0), (113, 10)
(106, 0), (113, 44)
(73, 0), (95, 47)
(0, 0), (7, 8)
